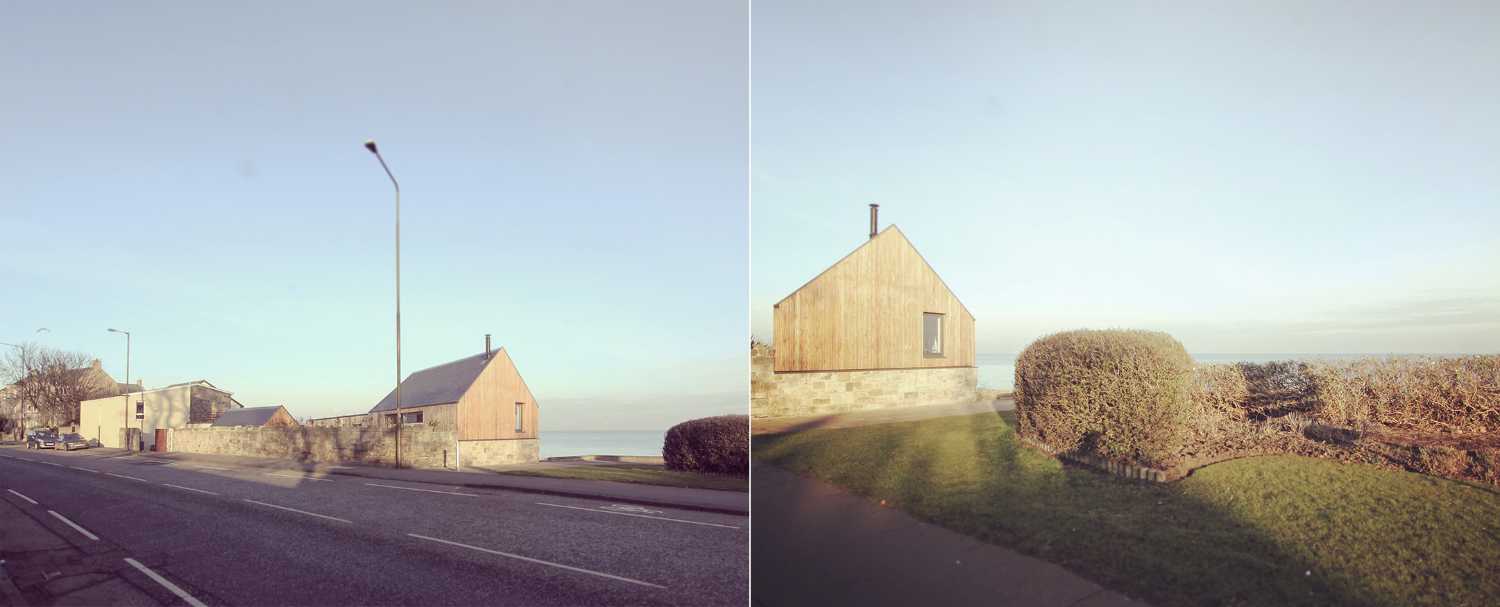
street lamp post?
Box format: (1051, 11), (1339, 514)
(365, 139), (403, 469)
(107, 328), (130, 449)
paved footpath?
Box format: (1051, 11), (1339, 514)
(751, 399), (1150, 607)
(752, 396), (1015, 435)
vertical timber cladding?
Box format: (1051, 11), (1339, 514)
(454, 348), (540, 441)
(774, 226), (975, 372)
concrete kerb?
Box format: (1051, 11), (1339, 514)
(0, 563), (26, 607)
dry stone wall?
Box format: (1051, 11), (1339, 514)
(167, 423), (459, 469)
(752, 343), (978, 418)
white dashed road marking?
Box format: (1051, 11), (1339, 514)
(48, 510), (99, 540)
(106, 472), (150, 482)
(7, 489), (38, 505)
(243, 499), (352, 524)
(536, 502), (742, 529)
(365, 483), (478, 497)
(162, 483), (219, 496)
(125, 558), (209, 607)
(263, 472), (332, 482)
(406, 533), (667, 589)
(68, 466), (99, 473)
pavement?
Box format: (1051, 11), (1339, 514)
(751, 396), (1015, 435)
(107, 448), (746, 515)
(750, 398), (1150, 607)
(0, 445), (747, 606)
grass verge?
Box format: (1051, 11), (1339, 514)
(483, 463), (748, 492)
(753, 411), (1500, 607)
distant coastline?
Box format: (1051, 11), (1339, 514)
(539, 429), (665, 460)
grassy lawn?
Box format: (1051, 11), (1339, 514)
(754, 411), (1500, 607)
(484, 463), (748, 492)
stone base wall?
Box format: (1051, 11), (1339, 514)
(167, 423), (459, 469)
(752, 343), (978, 418)
(460, 439), (540, 466)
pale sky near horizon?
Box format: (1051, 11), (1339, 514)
(752, 1), (1500, 355)
(1, 2), (748, 430)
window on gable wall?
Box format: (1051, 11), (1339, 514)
(515, 402), (524, 433)
(923, 312), (944, 356)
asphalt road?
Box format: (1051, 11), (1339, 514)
(0, 446), (746, 606)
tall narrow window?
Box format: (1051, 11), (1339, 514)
(923, 313), (944, 356)
(515, 402), (525, 433)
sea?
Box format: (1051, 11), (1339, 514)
(539, 430), (665, 460)
(977, 352), (1430, 391)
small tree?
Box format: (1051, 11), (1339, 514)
(1, 342), (115, 430)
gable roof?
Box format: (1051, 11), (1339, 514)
(369, 352), (493, 412)
(212, 405), (288, 427)
(774, 225), (974, 318)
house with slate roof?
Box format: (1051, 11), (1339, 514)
(309, 335), (539, 466)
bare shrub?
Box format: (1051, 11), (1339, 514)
(1014, 329), (1194, 469)
(1190, 364), (1250, 419)
(1308, 356), (1500, 434)
(663, 415), (748, 475)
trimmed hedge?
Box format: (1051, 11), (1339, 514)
(1308, 356), (1500, 435)
(1014, 329), (1195, 469)
(1015, 329), (1500, 487)
(663, 415), (749, 475)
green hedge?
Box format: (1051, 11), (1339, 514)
(663, 415), (749, 475)
(1014, 329), (1195, 469)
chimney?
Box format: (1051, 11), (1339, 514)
(484, 334), (492, 360)
(869, 203), (879, 239)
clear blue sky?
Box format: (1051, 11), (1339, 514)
(2, 1), (748, 430)
(752, 1), (1500, 355)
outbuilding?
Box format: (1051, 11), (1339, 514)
(211, 405), (298, 428)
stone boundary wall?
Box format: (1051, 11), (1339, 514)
(752, 343), (978, 418)
(167, 424), (457, 469)
(461, 438), (540, 467)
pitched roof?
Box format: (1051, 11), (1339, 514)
(369, 352), (493, 412)
(775, 225), (974, 318)
(212, 405), (287, 427)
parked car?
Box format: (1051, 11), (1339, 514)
(57, 433), (90, 451)
(25, 432), (57, 449)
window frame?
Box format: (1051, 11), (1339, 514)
(923, 312), (945, 357)
(514, 402), (525, 433)
(399, 411), (423, 425)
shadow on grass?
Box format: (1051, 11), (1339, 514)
(753, 410), (1500, 607)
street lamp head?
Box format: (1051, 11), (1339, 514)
(364, 139), (379, 154)
(108, 328), (121, 333)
